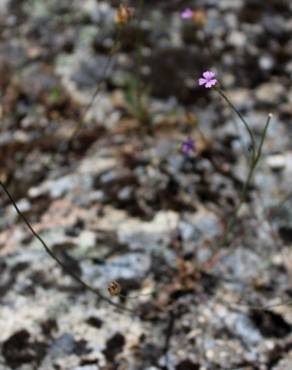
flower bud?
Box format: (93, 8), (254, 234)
(115, 4), (134, 26)
(192, 10), (207, 29)
(108, 280), (121, 296)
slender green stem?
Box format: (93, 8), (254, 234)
(241, 114), (272, 200)
(69, 27), (122, 142)
(0, 181), (134, 313)
(254, 113), (272, 164)
(219, 113), (272, 247)
(135, 0), (145, 119)
(217, 87), (256, 161)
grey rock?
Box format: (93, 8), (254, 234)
(272, 351), (292, 370)
(227, 31), (247, 48)
(255, 82), (284, 105)
(266, 154), (286, 171)
(229, 313), (262, 345)
(49, 333), (75, 357)
(220, 247), (263, 281)
(259, 55), (275, 71)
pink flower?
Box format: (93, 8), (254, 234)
(181, 9), (193, 19)
(198, 71), (218, 88)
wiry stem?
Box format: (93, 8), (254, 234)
(0, 181), (134, 313)
(217, 87), (257, 162)
(134, 0), (146, 122)
(218, 113), (272, 247)
(69, 28), (121, 142)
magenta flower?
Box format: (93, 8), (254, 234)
(181, 8), (193, 19)
(198, 71), (217, 88)
(181, 138), (196, 156)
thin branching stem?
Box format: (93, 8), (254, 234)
(218, 113), (272, 247)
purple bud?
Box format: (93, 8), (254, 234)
(181, 138), (196, 156)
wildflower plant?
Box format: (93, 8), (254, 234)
(0, 3), (140, 314)
(1, 2), (291, 327)
(0, 1), (152, 315)
(69, 4), (135, 142)
(197, 70), (273, 246)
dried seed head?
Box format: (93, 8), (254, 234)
(185, 112), (198, 126)
(107, 280), (122, 296)
(192, 10), (207, 28)
(115, 5), (134, 26)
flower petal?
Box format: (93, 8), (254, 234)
(203, 71), (215, 80)
(181, 9), (193, 18)
(198, 78), (207, 85)
(205, 79), (217, 88)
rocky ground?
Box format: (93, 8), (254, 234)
(0, 0), (292, 369)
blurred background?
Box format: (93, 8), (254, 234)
(0, 1), (291, 369)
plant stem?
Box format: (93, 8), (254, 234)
(135, 0), (145, 119)
(217, 87), (257, 162)
(0, 181), (134, 313)
(219, 113), (272, 247)
(70, 28), (122, 142)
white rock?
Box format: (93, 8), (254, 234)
(266, 154), (286, 171)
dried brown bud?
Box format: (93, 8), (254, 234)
(185, 112), (198, 126)
(107, 280), (122, 296)
(115, 4), (134, 26)
(192, 10), (207, 29)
